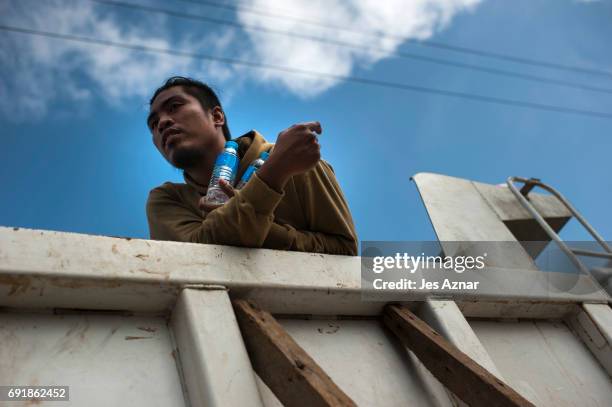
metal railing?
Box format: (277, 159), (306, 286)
(506, 176), (612, 277)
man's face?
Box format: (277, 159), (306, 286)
(148, 86), (225, 170)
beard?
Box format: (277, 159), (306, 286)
(170, 145), (203, 170)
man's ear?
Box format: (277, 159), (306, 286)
(211, 106), (225, 127)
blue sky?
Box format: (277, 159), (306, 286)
(1, 0), (611, 244)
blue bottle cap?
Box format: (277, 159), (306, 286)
(225, 140), (239, 149)
(260, 151), (270, 159)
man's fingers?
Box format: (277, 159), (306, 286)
(300, 121), (322, 135)
(219, 179), (235, 197)
(199, 181), (234, 214)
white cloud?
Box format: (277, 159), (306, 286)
(237, 0), (482, 96)
(0, 0), (234, 120)
(0, 0), (482, 120)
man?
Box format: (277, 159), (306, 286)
(146, 76), (358, 256)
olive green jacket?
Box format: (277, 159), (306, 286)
(146, 131), (358, 255)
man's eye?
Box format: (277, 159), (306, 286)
(169, 102), (181, 112)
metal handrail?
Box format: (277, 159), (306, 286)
(571, 248), (612, 260)
(506, 176), (611, 275)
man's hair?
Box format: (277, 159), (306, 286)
(150, 76), (231, 140)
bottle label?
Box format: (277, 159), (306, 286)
(211, 152), (239, 184)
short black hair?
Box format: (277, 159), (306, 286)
(150, 76), (231, 140)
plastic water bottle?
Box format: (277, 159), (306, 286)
(236, 151), (269, 189)
(206, 140), (240, 204)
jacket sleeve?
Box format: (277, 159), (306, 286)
(147, 173), (284, 247)
(262, 161), (358, 256)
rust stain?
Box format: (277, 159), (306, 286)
(79, 320), (90, 341)
(170, 349), (177, 361)
(125, 336), (153, 340)
(106, 327), (119, 341)
(99, 327), (119, 348)
(323, 323), (340, 334)
(135, 254), (149, 260)
(53, 319), (91, 355)
(49, 277), (123, 289)
(24, 399), (42, 405)
(111, 244), (119, 254)
(0, 275), (32, 296)
(137, 326), (157, 333)
(46, 249), (61, 258)
(137, 268), (169, 279)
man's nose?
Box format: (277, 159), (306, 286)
(157, 113), (174, 134)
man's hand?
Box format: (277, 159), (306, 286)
(199, 179), (235, 215)
(258, 121), (322, 192)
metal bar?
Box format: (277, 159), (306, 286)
(519, 178), (540, 196)
(170, 288), (264, 407)
(571, 248), (612, 260)
(456, 300), (578, 319)
(0, 227), (609, 315)
(508, 177), (611, 253)
(506, 177), (590, 275)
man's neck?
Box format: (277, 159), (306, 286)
(182, 132), (228, 189)
(185, 153), (217, 188)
